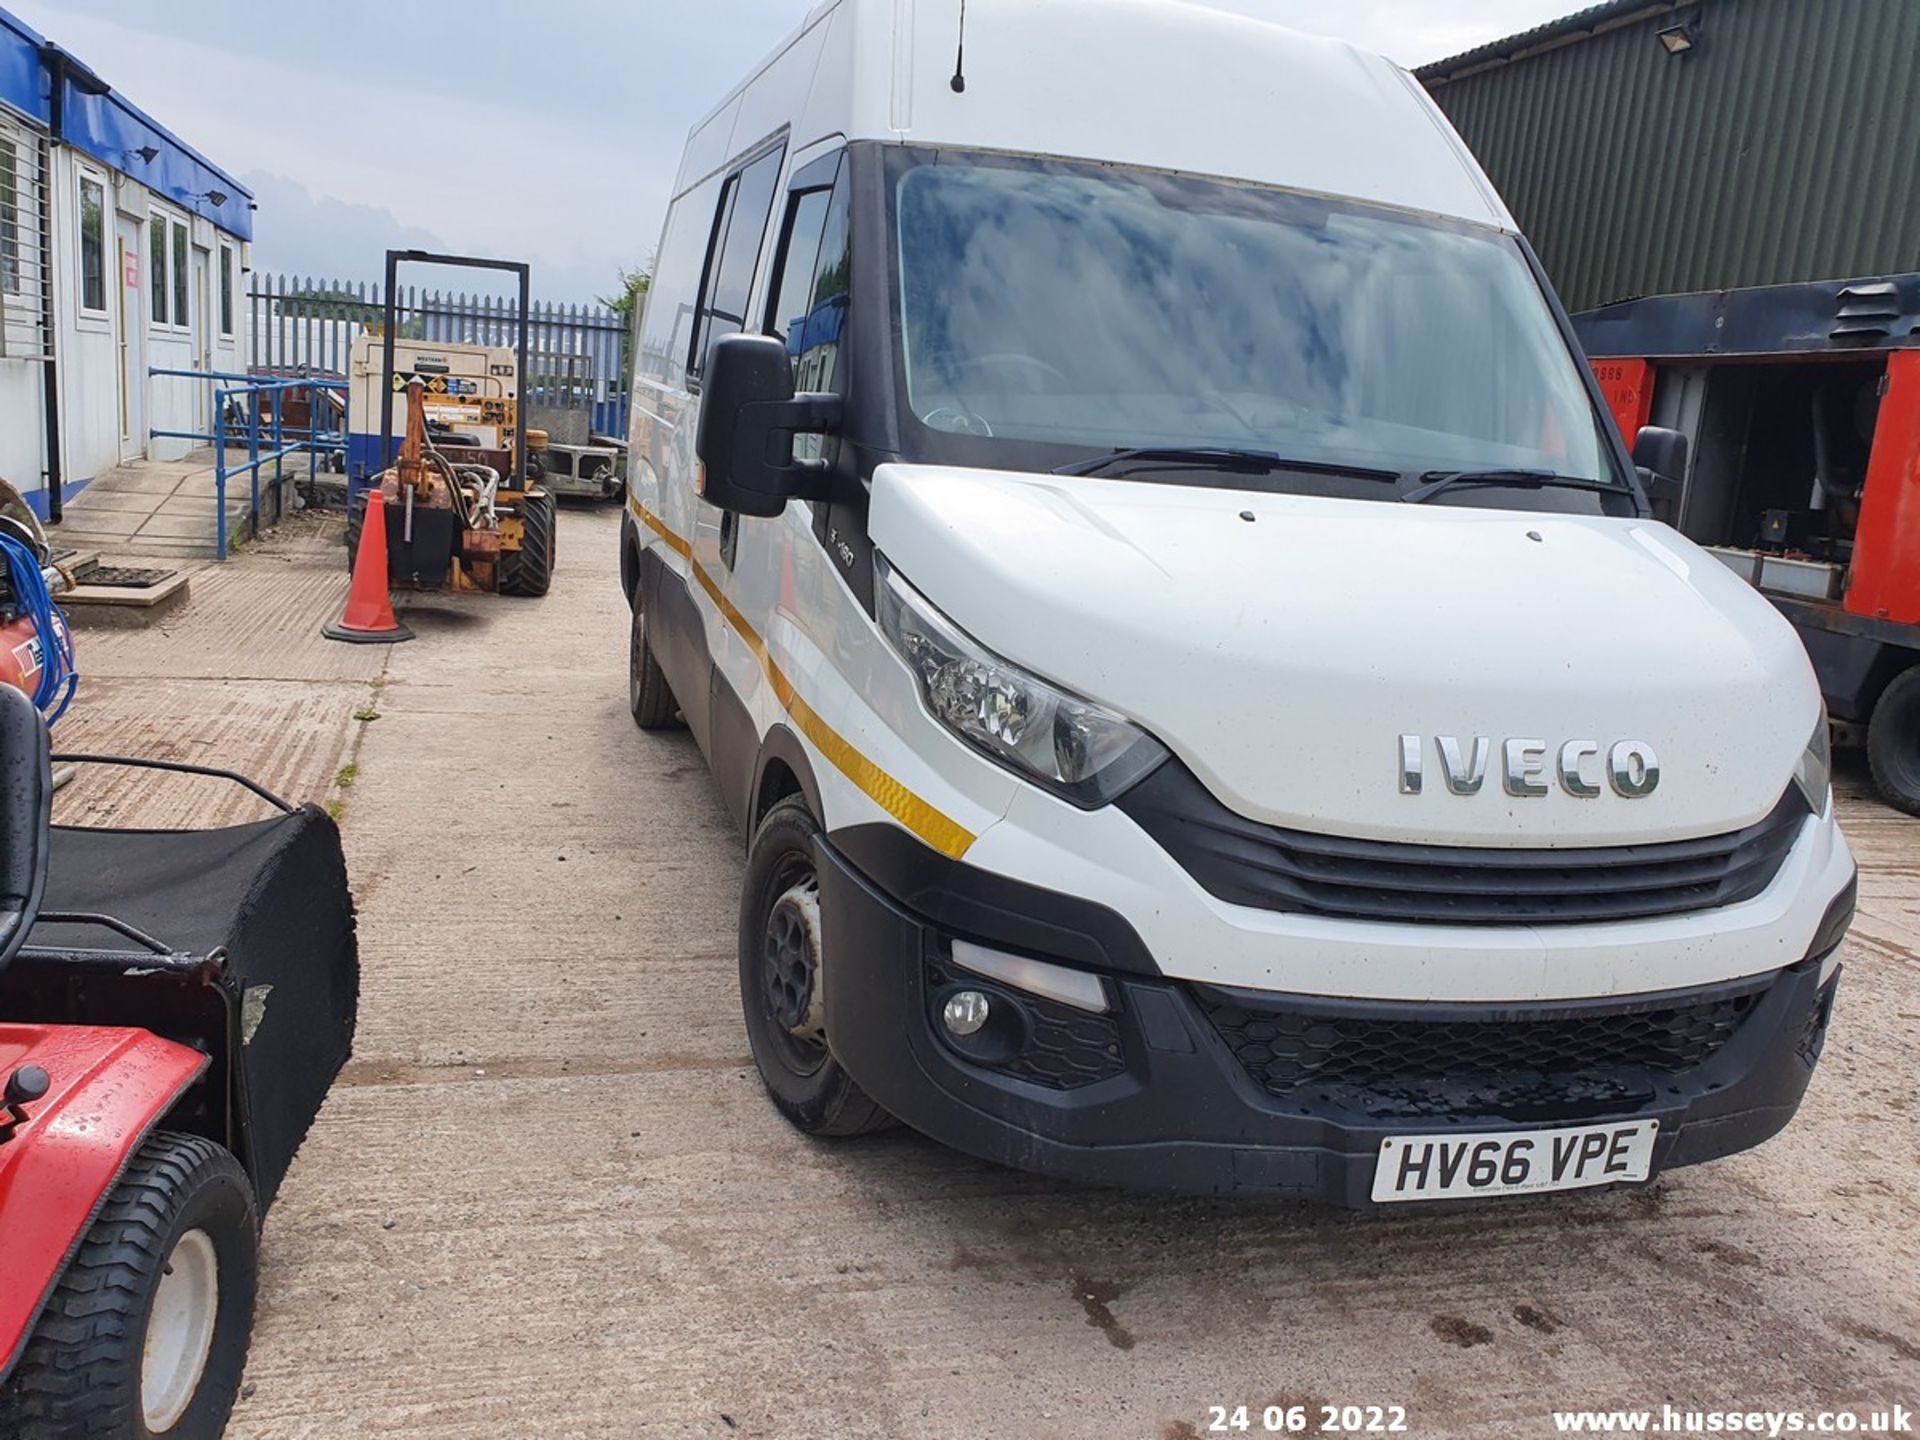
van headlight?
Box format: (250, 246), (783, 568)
(876, 560), (1167, 806)
(1793, 705), (1831, 812)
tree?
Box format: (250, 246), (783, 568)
(600, 265), (651, 325)
(599, 265), (652, 388)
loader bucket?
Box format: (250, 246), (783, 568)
(0, 761), (358, 1210)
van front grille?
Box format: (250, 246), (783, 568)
(1119, 761), (1807, 927)
(1195, 978), (1768, 1121)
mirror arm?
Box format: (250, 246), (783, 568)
(735, 394), (844, 499)
(786, 393), (843, 434)
(736, 394), (843, 446)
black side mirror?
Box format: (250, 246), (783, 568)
(695, 334), (842, 518)
(1633, 425), (1688, 522)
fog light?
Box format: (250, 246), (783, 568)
(943, 989), (991, 1036)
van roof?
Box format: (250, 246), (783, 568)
(673, 0), (1512, 231)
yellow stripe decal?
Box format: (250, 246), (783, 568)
(637, 503), (976, 858)
(634, 501), (691, 559)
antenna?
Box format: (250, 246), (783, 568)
(950, 0), (967, 92)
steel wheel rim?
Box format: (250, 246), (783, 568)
(142, 1227), (219, 1432)
(761, 860), (827, 1074)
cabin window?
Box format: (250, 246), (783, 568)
(219, 241), (235, 336)
(0, 138), (18, 295)
(149, 210), (169, 325)
(78, 173), (106, 314)
(171, 219), (189, 330)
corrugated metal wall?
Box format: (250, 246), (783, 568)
(1425, 0), (1920, 312)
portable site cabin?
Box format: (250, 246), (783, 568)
(0, 6), (252, 521)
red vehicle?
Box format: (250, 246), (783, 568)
(0, 685), (356, 1438)
(1578, 274), (1920, 813)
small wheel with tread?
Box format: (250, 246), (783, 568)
(1868, 665), (1920, 816)
(500, 489), (557, 598)
(739, 796), (895, 1136)
(0, 1132), (259, 1440)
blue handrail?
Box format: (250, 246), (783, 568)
(147, 369), (348, 561)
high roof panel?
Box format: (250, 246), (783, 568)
(683, 0), (1512, 231)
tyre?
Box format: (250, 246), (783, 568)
(628, 592), (680, 730)
(738, 796), (895, 1137)
(1867, 664), (1920, 816)
(344, 490), (365, 575)
(499, 490), (556, 598)
(0, 1132), (259, 1440)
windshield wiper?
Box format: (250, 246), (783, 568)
(1054, 447), (1399, 483)
(1401, 468), (1619, 505)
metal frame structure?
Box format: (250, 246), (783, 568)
(377, 251), (529, 488)
(147, 369), (349, 561)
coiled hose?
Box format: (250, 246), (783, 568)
(0, 530), (76, 724)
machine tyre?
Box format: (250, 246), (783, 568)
(1867, 664), (1920, 817)
(628, 595), (680, 730)
(500, 490), (557, 598)
(739, 796), (896, 1138)
(0, 1132), (259, 1440)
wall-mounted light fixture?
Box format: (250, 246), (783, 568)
(193, 188), (230, 207)
(123, 144), (159, 164)
(1656, 20), (1698, 56)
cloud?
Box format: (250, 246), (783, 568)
(11, 0), (695, 300)
(240, 173), (444, 284)
(14, 0), (1580, 301)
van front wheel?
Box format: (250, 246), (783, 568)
(739, 796), (895, 1137)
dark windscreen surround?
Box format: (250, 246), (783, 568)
(890, 149), (1627, 502)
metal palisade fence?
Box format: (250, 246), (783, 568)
(246, 271), (632, 437)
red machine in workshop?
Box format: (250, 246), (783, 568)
(1579, 274), (1920, 815)
(0, 685), (357, 1438)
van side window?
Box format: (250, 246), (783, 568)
(765, 188), (833, 354)
(689, 144), (786, 382)
(795, 168), (851, 398)
(638, 175), (725, 389)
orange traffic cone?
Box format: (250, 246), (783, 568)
(324, 488), (413, 644)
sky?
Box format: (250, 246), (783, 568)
(16, 0), (1580, 304)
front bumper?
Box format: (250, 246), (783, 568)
(817, 835), (1846, 1207)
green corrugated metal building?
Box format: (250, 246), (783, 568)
(1419, 0), (1920, 313)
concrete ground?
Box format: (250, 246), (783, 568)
(55, 447), (300, 560)
(53, 506), (1919, 1438)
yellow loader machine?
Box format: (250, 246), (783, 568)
(346, 250), (556, 597)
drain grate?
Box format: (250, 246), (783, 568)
(70, 562), (177, 589)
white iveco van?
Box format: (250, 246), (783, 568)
(621, 0), (1856, 1205)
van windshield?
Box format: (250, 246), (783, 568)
(891, 151), (1626, 497)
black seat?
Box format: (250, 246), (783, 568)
(0, 684), (49, 974)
